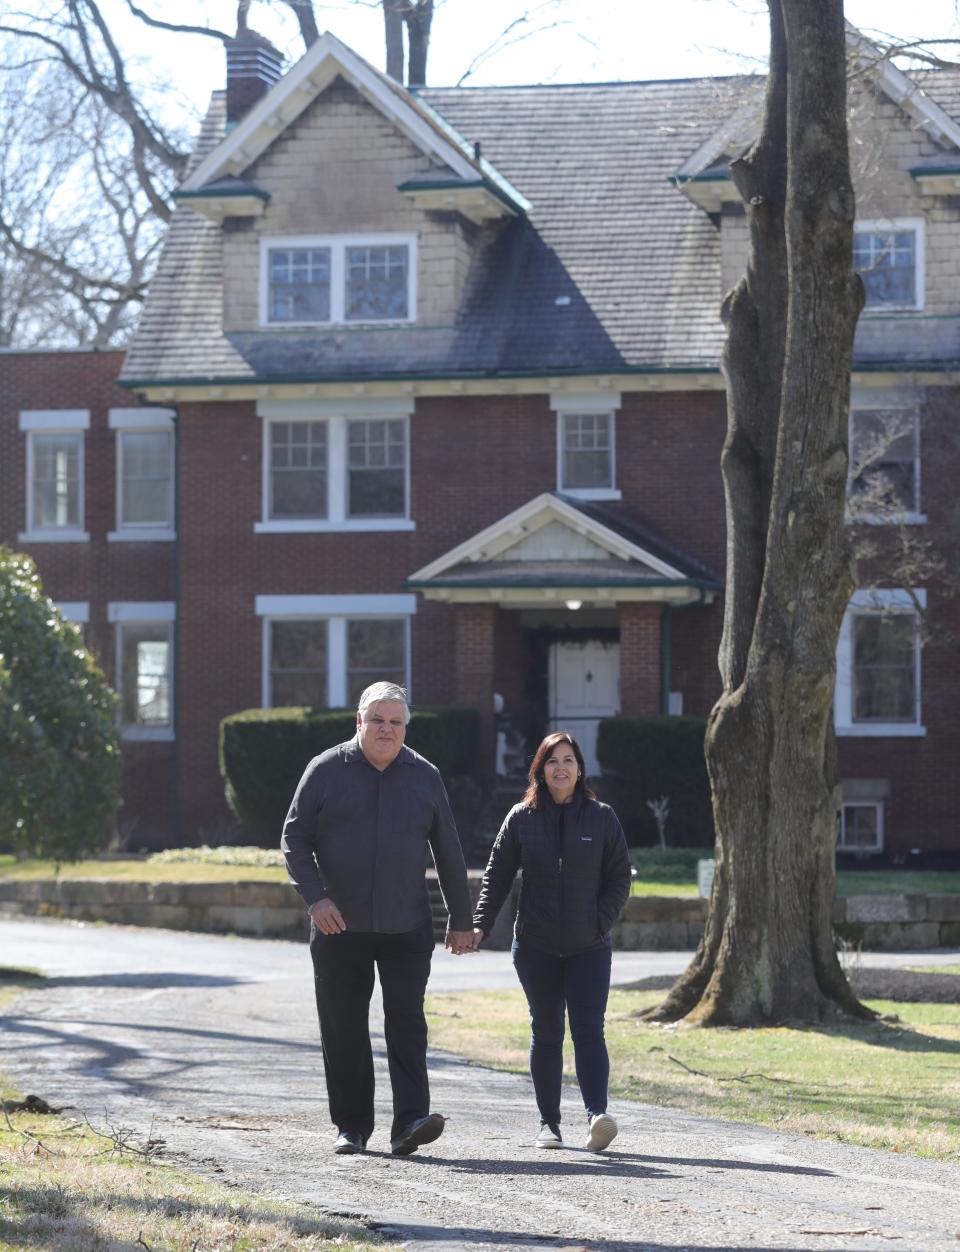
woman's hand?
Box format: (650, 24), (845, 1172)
(471, 927), (484, 950)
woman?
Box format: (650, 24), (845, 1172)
(472, 732), (631, 1152)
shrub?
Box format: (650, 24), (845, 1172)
(629, 845), (714, 880)
(220, 705), (479, 840)
(0, 548), (121, 861)
(596, 715), (714, 848)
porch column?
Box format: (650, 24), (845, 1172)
(619, 602), (662, 715)
(453, 602), (497, 772)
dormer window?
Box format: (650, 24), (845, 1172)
(261, 234), (416, 326)
(854, 218), (924, 311)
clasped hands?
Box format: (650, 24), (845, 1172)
(446, 927), (484, 955)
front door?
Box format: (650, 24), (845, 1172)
(548, 640), (620, 776)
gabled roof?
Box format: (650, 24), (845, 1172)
(179, 30), (529, 217)
(672, 24), (960, 209)
(405, 493), (721, 606)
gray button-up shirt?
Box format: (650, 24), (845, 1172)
(281, 736), (473, 933)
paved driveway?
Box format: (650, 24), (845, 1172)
(3, 917), (960, 1251)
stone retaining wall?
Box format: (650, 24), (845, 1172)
(1, 875), (958, 950)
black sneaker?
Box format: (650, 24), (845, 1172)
(333, 1130), (365, 1154)
(535, 1121), (563, 1149)
(390, 1113), (446, 1156)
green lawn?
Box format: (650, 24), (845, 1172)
(425, 985), (960, 1160)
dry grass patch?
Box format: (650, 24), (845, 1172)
(0, 855), (289, 884)
(0, 1111), (380, 1252)
(425, 986), (960, 1160)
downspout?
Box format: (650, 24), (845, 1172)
(171, 408), (182, 845)
(661, 603), (672, 716)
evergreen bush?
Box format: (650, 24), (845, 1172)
(0, 548), (121, 861)
(596, 715), (714, 848)
(220, 705), (479, 839)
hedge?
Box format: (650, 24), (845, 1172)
(220, 705), (479, 840)
(596, 715), (714, 848)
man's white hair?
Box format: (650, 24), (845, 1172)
(356, 682), (411, 724)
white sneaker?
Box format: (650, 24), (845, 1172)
(586, 1112), (617, 1152)
(535, 1121), (563, 1149)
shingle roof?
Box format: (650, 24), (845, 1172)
(121, 64), (960, 387)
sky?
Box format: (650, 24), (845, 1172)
(97, 0), (960, 123)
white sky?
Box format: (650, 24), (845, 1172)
(99, 0), (960, 122)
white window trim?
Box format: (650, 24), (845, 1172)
(257, 594), (415, 708)
(109, 411), (176, 541)
(854, 215), (925, 313)
(835, 588), (926, 737)
(259, 233), (418, 328)
(847, 397), (925, 526)
(551, 392), (621, 501)
(838, 800), (885, 853)
(256, 400), (414, 532)
(19, 422), (89, 544)
(109, 601), (176, 741)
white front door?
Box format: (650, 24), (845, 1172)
(548, 640), (620, 776)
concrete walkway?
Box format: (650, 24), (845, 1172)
(2, 916), (960, 1251)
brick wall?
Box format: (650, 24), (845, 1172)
(0, 349), (176, 845)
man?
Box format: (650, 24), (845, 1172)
(281, 682), (475, 1157)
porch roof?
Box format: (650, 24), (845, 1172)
(405, 492), (722, 606)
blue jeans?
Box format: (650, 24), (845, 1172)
(511, 939), (612, 1125)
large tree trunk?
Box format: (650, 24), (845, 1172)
(383, 0), (405, 83)
(405, 0), (433, 86)
(646, 0), (871, 1026)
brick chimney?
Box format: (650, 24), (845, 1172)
(225, 29), (284, 127)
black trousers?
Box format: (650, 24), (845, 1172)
(309, 917), (434, 1142)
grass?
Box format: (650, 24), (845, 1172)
(0, 968), (382, 1252)
(424, 985), (960, 1160)
(0, 854), (290, 884)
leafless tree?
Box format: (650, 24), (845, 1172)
(644, 0), (871, 1026)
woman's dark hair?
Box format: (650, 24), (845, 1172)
(521, 731), (596, 809)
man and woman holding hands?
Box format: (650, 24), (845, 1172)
(281, 681), (631, 1157)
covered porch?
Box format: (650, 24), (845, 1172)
(407, 493), (721, 776)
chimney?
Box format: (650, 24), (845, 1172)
(225, 29), (284, 127)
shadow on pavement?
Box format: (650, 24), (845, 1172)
(416, 1150), (833, 1180)
(40, 973), (251, 989)
(374, 1221), (816, 1252)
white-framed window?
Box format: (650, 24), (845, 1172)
(848, 405), (923, 523)
(256, 594), (415, 708)
(838, 801), (884, 852)
(108, 408), (176, 541)
(256, 399), (414, 533)
(18, 410), (90, 543)
(853, 217), (924, 311)
(260, 234), (417, 327)
(835, 589), (925, 737)
(551, 392), (621, 501)
(56, 602), (89, 644)
(108, 602), (175, 741)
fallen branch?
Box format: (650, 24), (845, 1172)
(1, 1094), (67, 1114)
(666, 1055), (802, 1084)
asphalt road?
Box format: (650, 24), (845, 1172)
(3, 916), (960, 1252)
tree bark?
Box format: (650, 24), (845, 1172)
(384, 0), (406, 83)
(645, 0), (871, 1026)
(405, 0), (433, 86)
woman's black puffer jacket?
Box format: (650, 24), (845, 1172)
(473, 791), (632, 957)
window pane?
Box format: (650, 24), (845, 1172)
(268, 247), (331, 322)
(270, 421), (327, 518)
(121, 431), (172, 526)
(849, 411), (919, 513)
(347, 419), (406, 516)
(345, 245), (409, 320)
(32, 434), (80, 528)
(270, 621), (327, 707)
(562, 414), (612, 489)
(347, 619), (405, 705)
(840, 804), (881, 849)
(854, 230), (916, 307)
(853, 614), (916, 722)
(121, 626), (171, 727)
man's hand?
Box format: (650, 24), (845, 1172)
(310, 898), (346, 934)
(445, 929), (476, 955)
(471, 927), (484, 950)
